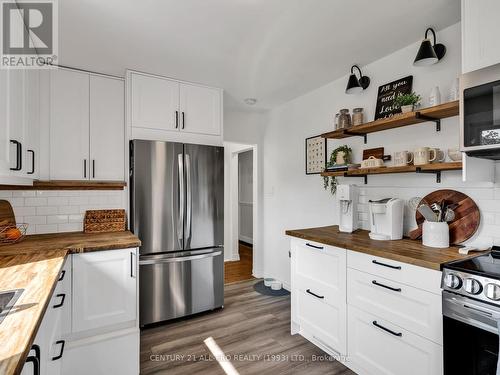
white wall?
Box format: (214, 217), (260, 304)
(261, 22), (500, 286)
(238, 150), (253, 243)
(0, 190), (126, 234)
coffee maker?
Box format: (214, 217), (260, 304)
(368, 198), (404, 240)
(337, 184), (358, 233)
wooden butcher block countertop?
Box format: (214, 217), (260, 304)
(0, 231), (141, 375)
(286, 225), (484, 271)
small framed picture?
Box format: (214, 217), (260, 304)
(305, 135), (326, 175)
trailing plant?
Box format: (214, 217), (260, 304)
(393, 92), (421, 107)
(323, 144), (352, 195)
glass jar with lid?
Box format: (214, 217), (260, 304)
(352, 108), (364, 126)
(338, 109), (352, 129)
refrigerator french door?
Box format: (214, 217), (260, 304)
(130, 140), (224, 326)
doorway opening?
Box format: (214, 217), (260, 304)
(224, 142), (258, 284)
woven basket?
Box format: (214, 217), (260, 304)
(84, 209), (126, 233)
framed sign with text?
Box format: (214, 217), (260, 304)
(374, 75), (413, 120)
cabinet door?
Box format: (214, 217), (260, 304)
(8, 69), (26, 177)
(90, 75), (125, 180)
(72, 249), (137, 333)
(131, 73), (179, 131)
(24, 70), (40, 179)
(179, 83), (221, 136)
(49, 69), (90, 180)
(462, 0), (500, 73)
(0, 70), (10, 175)
(348, 306), (442, 375)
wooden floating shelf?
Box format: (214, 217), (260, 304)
(321, 162), (462, 184)
(321, 101), (459, 142)
(0, 180), (127, 191)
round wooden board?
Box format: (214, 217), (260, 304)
(412, 189), (480, 245)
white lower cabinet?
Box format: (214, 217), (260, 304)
(347, 306), (443, 375)
(21, 248), (139, 375)
(289, 238), (444, 375)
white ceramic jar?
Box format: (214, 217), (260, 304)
(422, 221), (450, 248)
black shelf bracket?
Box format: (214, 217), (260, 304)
(415, 113), (441, 132)
(343, 172), (368, 184)
(416, 167), (442, 183)
(343, 130), (367, 144)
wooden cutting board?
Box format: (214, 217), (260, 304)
(0, 200), (16, 227)
(409, 190), (480, 244)
(362, 147), (391, 161)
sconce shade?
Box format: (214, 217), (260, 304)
(346, 73), (363, 94)
(414, 28), (446, 66)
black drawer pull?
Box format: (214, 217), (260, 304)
(58, 270), (65, 282)
(25, 355), (40, 375)
(52, 340), (65, 361)
(372, 321), (402, 337)
(305, 243), (324, 250)
(175, 110), (179, 128)
(372, 259), (401, 270)
(53, 293), (65, 308)
(306, 289), (324, 299)
(10, 140), (22, 171)
(372, 280), (402, 292)
(27, 150), (35, 174)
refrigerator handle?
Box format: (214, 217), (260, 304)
(186, 153), (192, 243)
(178, 153), (184, 242)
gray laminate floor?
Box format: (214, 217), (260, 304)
(140, 279), (355, 375)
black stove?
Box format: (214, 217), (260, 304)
(442, 247), (500, 375)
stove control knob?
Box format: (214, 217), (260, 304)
(485, 283), (500, 301)
(464, 278), (483, 295)
(444, 273), (462, 289)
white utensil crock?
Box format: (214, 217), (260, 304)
(422, 221), (450, 248)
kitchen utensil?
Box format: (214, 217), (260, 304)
(430, 202), (442, 221)
(422, 221), (450, 248)
(0, 200), (16, 227)
(418, 204), (437, 222)
(409, 190), (480, 244)
(444, 208), (455, 222)
(361, 156), (385, 169)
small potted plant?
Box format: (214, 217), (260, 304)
(394, 92), (421, 113)
(323, 145), (352, 195)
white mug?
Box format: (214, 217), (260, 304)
(429, 148), (446, 163)
(393, 151), (414, 166)
(414, 147), (436, 165)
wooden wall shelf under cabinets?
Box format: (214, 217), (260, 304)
(0, 180), (127, 190)
(321, 101), (459, 142)
(321, 162), (462, 184)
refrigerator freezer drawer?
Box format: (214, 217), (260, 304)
(139, 249), (224, 326)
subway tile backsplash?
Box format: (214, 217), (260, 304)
(0, 190), (126, 234)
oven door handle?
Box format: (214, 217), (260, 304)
(449, 296), (500, 318)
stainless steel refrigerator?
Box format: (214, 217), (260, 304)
(130, 140), (224, 326)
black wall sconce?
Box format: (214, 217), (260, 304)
(414, 27), (446, 66)
(345, 65), (370, 94)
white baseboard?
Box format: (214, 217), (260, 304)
(239, 235), (253, 244)
(224, 254), (240, 262)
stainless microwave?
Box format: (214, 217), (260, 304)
(462, 79), (500, 159)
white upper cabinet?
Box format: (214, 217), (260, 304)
(50, 69), (90, 180)
(128, 70), (223, 145)
(0, 70), (9, 176)
(24, 70), (40, 179)
(49, 68), (125, 181)
(462, 0), (500, 73)
(131, 72), (179, 131)
(180, 83), (221, 136)
(90, 75), (125, 181)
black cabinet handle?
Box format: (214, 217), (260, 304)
(92, 160), (95, 178)
(306, 289), (324, 299)
(84, 159), (87, 178)
(372, 321), (402, 337)
(306, 243), (324, 250)
(25, 356), (39, 375)
(175, 110), (179, 128)
(372, 260), (401, 270)
(58, 270), (65, 282)
(182, 111), (185, 129)
(9, 140), (22, 171)
(27, 150), (35, 174)
(53, 293), (65, 308)
(52, 340), (65, 361)
(372, 280), (402, 292)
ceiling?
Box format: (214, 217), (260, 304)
(58, 0), (460, 111)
